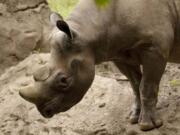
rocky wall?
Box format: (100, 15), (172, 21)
(0, 0), (51, 74)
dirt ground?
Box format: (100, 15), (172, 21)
(0, 53), (180, 135)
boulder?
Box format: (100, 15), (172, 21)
(0, 0), (50, 74)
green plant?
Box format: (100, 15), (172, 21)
(170, 80), (180, 86)
(47, 0), (110, 18)
(47, 0), (79, 18)
(95, 0), (110, 7)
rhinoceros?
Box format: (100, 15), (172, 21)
(19, 0), (180, 131)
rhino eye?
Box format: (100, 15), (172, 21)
(62, 35), (72, 50)
(71, 59), (80, 68)
(71, 59), (81, 74)
(50, 73), (73, 93)
(65, 39), (72, 49)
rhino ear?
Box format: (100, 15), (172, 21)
(50, 12), (63, 26)
(56, 20), (73, 39)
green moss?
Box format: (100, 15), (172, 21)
(170, 80), (180, 86)
(95, 0), (110, 7)
(47, 0), (79, 18)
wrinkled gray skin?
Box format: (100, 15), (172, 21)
(19, 0), (180, 131)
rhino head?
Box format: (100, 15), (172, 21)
(19, 12), (95, 118)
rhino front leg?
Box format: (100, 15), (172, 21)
(114, 62), (142, 124)
(139, 48), (167, 131)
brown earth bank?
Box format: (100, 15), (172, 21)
(0, 53), (179, 135)
(0, 0), (50, 75)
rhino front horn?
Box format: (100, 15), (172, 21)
(19, 85), (40, 104)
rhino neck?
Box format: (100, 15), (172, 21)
(67, 19), (114, 64)
(66, 0), (117, 64)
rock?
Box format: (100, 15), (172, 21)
(99, 103), (106, 108)
(126, 130), (138, 135)
(0, 0), (51, 74)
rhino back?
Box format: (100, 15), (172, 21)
(67, 0), (176, 42)
(66, 0), (180, 63)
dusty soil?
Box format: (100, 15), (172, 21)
(0, 53), (180, 135)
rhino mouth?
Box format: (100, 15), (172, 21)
(38, 105), (73, 118)
(37, 95), (74, 118)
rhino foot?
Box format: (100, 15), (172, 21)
(129, 108), (140, 124)
(138, 109), (163, 131)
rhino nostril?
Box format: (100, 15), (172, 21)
(61, 76), (67, 84)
